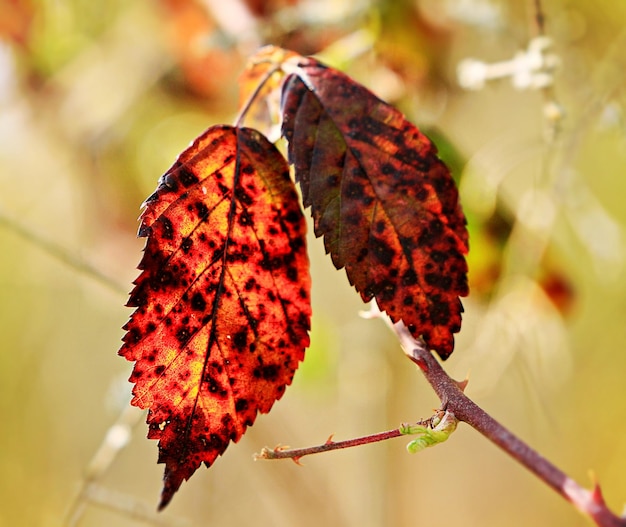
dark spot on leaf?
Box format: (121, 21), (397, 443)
(244, 278), (256, 291)
(286, 266), (298, 281)
(152, 269), (176, 289)
(227, 250), (249, 263)
(176, 327), (191, 344)
(378, 280), (396, 302)
(261, 255), (282, 271)
(290, 236), (305, 251)
(204, 375), (226, 397)
(346, 181), (365, 199)
(127, 327), (142, 343)
(181, 238), (193, 253)
(253, 364), (280, 381)
(178, 167), (199, 187)
(344, 212), (360, 226)
(356, 247), (369, 262)
(208, 433), (226, 451)
(238, 213), (252, 226)
(159, 216), (174, 240)
(415, 187), (429, 201)
(209, 361), (223, 374)
(284, 209), (301, 225)
(191, 292), (206, 312)
(402, 270), (418, 286)
(370, 237), (394, 266)
(233, 330), (247, 351)
(381, 163), (394, 175)
(418, 219), (444, 247)
(195, 202), (209, 218)
(327, 174), (339, 186)
(236, 187), (253, 206)
(425, 272), (452, 291)
(235, 398), (249, 412)
(430, 250), (448, 264)
(430, 296), (451, 325)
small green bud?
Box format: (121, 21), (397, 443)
(404, 411), (458, 454)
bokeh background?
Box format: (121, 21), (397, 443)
(2, 0), (626, 526)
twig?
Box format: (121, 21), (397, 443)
(66, 482), (191, 527)
(255, 421), (430, 463)
(0, 208), (127, 295)
(532, 0), (546, 35)
(64, 406), (145, 527)
(392, 321), (626, 527)
(529, 0), (564, 142)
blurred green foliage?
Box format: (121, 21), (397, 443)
(1, 0), (626, 526)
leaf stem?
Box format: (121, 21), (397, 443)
(392, 320), (626, 527)
(233, 63), (282, 128)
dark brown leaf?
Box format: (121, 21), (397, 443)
(281, 56), (468, 358)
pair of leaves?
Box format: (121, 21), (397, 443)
(119, 46), (468, 509)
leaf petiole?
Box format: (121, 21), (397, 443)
(233, 62), (283, 128)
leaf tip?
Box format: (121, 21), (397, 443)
(157, 490), (173, 512)
(137, 223), (152, 238)
(158, 469), (185, 511)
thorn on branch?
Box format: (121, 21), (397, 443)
(412, 354), (429, 372)
(455, 375), (470, 393)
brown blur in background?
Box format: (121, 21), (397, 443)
(1, 1), (626, 526)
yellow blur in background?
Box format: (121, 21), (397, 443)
(1, 1), (626, 526)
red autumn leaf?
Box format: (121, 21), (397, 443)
(280, 55), (468, 358)
(119, 124), (311, 509)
